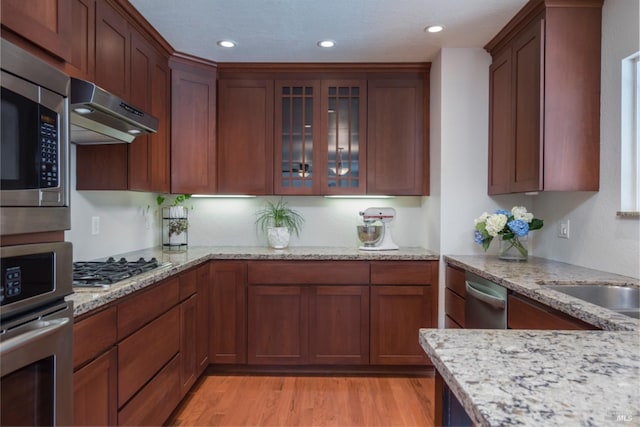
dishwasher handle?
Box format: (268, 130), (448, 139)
(465, 281), (506, 309)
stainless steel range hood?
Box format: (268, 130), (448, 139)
(69, 78), (158, 144)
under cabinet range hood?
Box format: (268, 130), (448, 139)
(69, 77), (158, 144)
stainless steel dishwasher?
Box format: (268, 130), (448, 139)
(464, 271), (507, 329)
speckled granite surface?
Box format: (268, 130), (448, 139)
(67, 246), (439, 317)
(420, 328), (640, 427)
(445, 255), (640, 331)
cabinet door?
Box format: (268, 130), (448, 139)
(511, 20), (542, 193)
(180, 294), (198, 398)
(149, 55), (171, 192)
(196, 263), (210, 373)
(488, 47), (513, 195)
(248, 286), (308, 364)
(1, 0), (72, 61)
(370, 285), (432, 365)
(275, 80), (322, 195)
(507, 294), (597, 330)
(321, 80), (367, 195)
(170, 60), (217, 194)
(367, 77), (426, 195)
(218, 79), (274, 194)
(64, 0), (95, 80)
(95, 0), (129, 100)
(308, 285), (369, 365)
(73, 347), (117, 427)
(209, 261), (246, 364)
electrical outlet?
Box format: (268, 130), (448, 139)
(558, 220), (570, 239)
(91, 216), (100, 235)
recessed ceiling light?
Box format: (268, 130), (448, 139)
(317, 40), (336, 48)
(217, 40), (236, 48)
(424, 25), (444, 33)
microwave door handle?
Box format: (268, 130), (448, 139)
(0, 318), (70, 354)
(465, 281), (506, 310)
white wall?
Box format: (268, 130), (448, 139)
(533, 0), (640, 278)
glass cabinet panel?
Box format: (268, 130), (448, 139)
(276, 81), (319, 194)
(324, 81), (366, 194)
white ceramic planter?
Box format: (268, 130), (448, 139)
(267, 227), (290, 249)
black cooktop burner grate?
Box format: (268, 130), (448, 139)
(73, 257), (161, 287)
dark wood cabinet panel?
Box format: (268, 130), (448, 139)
(95, 0), (129, 100)
(248, 260), (369, 285)
(444, 289), (465, 328)
(507, 294), (598, 330)
(367, 77), (426, 195)
(196, 263), (210, 373)
(75, 144), (128, 190)
(308, 285), (369, 365)
(117, 354), (181, 427)
(65, 0), (95, 80)
(180, 294), (198, 398)
(445, 264), (466, 328)
(74, 347), (117, 427)
(149, 54), (171, 192)
(485, 0), (602, 194)
(370, 261), (432, 285)
(209, 261), (247, 364)
(73, 306), (117, 368)
(370, 285), (432, 365)
(1, 0), (72, 61)
(117, 306), (180, 407)
(217, 79), (274, 194)
(445, 265), (466, 298)
(248, 285), (308, 365)
(170, 58), (218, 194)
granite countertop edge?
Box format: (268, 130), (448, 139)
(68, 246), (439, 317)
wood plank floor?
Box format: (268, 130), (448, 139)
(166, 374), (436, 426)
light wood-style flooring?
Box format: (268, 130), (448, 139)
(167, 374), (436, 426)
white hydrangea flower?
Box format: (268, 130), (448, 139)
(474, 212), (489, 225)
(485, 214), (507, 237)
(512, 206), (534, 222)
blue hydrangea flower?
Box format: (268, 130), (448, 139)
(495, 209), (510, 216)
(507, 219), (529, 237)
(474, 230), (485, 244)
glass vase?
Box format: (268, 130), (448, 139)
(162, 206), (188, 251)
(498, 236), (528, 261)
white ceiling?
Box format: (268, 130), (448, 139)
(128, 0), (528, 63)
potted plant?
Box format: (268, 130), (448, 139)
(255, 198), (304, 249)
(157, 194), (192, 249)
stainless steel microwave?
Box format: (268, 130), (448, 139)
(0, 38), (70, 235)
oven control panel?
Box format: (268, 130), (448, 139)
(1, 253), (54, 306)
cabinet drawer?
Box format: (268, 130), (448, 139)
(507, 294), (597, 330)
(179, 268), (198, 301)
(444, 315), (462, 329)
(370, 261), (432, 285)
(444, 288), (465, 327)
(118, 306), (180, 407)
(117, 277), (179, 339)
(73, 306), (117, 368)
(117, 354), (181, 427)
(445, 265), (466, 297)
(247, 261), (369, 285)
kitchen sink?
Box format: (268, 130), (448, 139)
(541, 283), (640, 319)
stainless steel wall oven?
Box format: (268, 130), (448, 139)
(0, 242), (74, 426)
(0, 38), (70, 235)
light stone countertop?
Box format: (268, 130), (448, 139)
(419, 328), (640, 427)
(67, 245), (439, 317)
(445, 255), (640, 331)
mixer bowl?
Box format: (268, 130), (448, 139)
(357, 225), (383, 247)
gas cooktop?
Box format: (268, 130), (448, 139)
(73, 257), (166, 288)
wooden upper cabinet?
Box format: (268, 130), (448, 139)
(485, 0), (602, 194)
(367, 76), (427, 195)
(1, 0), (72, 62)
(95, 0), (129, 100)
(217, 79), (274, 194)
(149, 55), (171, 193)
(65, 0), (96, 80)
(170, 57), (218, 194)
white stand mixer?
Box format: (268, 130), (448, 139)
(358, 207), (399, 251)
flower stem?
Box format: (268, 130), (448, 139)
(510, 237), (528, 258)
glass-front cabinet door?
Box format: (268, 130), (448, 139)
(321, 80), (366, 194)
(275, 80), (321, 194)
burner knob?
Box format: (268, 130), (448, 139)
(150, 257), (157, 263)
(119, 257), (128, 264)
(106, 257), (115, 263)
(137, 257), (146, 263)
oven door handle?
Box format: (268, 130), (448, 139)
(465, 281), (506, 310)
(0, 318), (70, 354)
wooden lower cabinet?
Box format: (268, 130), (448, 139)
(180, 294), (198, 397)
(370, 285), (432, 365)
(196, 263), (210, 373)
(74, 347), (117, 427)
(209, 261), (247, 364)
(508, 294), (598, 330)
